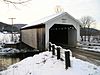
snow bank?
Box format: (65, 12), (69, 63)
(0, 32), (20, 44)
(0, 51), (100, 75)
(78, 42), (100, 52)
(82, 47), (100, 52)
(0, 48), (20, 54)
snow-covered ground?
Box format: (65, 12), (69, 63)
(0, 48), (20, 54)
(78, 42), (100, 52)
(0, 32), (20, 44)
(0, 51), (100, 75)
(0, 32), (20, 54)
(81, 47), (100, 52)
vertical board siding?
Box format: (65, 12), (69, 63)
(37, 28), (45, 50)
(21, 29), (37, 48)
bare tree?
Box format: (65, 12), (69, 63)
(80, 16), (95, 42)
(2, 0), (31, 8)
(3, 0), (31, 4)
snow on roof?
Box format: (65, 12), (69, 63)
(22, 12), (65, 29)
(22, 12), (81, 29)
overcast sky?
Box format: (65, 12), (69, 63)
(0, 0), (100, 30)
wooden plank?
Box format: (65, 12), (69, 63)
(21, 29), (37, 48)
(37, 28), (45, 50)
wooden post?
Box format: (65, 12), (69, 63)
(49, 43), (51, 51)
(65, 51), (71, 69)
(57, 47), (60, 59)
(52, 45), (55, 55)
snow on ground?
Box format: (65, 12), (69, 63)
(0, 51), (100, 75)
(82, 47), (100, 52)
(0, 45), (2, 48)
(0, 32), (20, 44)
(0, 48), (20, 54)
(78, 42), (100, 52)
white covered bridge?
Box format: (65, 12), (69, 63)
(21, 12), (81, 51)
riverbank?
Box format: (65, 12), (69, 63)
(0, 49), (40, 71)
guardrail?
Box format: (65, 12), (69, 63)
(49, 42), (72, 69)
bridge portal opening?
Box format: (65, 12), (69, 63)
(49, 24), (77, 47)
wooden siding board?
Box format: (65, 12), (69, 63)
(21, 29), (37, 48)
(37, 28), (45, 50)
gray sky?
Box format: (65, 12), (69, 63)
(0, 0), (100, 30)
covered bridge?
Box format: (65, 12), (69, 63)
(21, 12), (81, 51)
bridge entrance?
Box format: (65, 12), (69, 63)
(49, 24), (77, 47)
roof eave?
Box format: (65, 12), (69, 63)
(21, 23), (45, 30)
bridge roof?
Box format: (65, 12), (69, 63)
(22, 12), (81, 29)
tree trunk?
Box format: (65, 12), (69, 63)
(84, 27), (86, 41)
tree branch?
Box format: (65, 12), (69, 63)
(3, 0), (31, 4)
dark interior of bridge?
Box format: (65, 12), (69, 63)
(49, 24), (74, 46)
